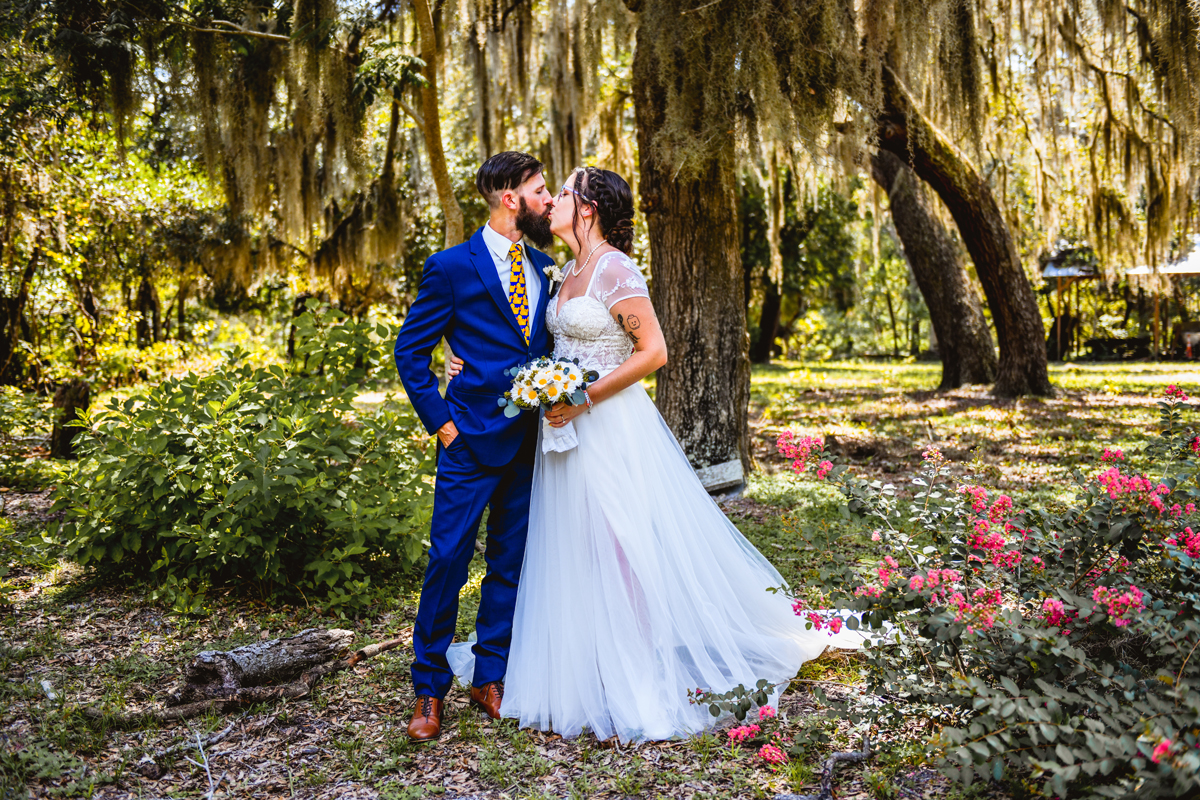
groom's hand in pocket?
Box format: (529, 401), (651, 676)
(437, 421), (460, 447)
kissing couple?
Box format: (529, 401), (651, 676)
(394, 151), (852, 743)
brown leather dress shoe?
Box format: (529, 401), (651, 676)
(407, 695), (443, 740)
(469, 681), (504, 719)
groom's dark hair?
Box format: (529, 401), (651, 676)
(476, 151), (544, 208)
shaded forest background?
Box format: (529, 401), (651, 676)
(3, 0), (1200, 472)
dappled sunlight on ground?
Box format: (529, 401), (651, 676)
(752, 360), (1180, 496)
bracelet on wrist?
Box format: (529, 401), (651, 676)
(583, 389), (593, 412)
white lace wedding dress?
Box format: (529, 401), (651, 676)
(448, 252), (859, 742)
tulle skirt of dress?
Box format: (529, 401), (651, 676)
(449, 381), (854, 742)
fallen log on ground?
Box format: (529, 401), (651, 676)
(83, 627), (411, 723)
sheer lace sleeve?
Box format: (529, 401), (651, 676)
(590, 253), (650, 310)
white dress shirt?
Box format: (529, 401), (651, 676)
(482, 221), (542, 317)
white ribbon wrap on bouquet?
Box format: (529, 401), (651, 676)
(541, 415), (578, 453)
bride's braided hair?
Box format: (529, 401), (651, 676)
(569, 167), (635, 255)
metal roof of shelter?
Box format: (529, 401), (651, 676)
(1043, 263), (1098, 278)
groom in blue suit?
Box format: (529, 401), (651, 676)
(395, 152), (555, 740)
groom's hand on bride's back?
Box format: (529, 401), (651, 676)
(446, 356), (464, 379)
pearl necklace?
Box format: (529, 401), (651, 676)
(569, 240), (606, 277)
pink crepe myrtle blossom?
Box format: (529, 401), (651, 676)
(1164, 385), (1189, 402)
(791, 598), (806, 615)
(1030, 556), (1045, 569)
(1192, 436), (1200, 455)
(1186, 503), (1197, 515)
(871, 531), (882, 542)
(1101, 448), (1124, 463)
(758, 743), (788, 765)
(988, 495), (1014, 522)
(1151, 739), (1173, 764)
(855, 584), (883, 599)
(909, 574), (925, 591)
(804, 611), (843, 635)
(922, 446), (946, 466)
(1170, 503), (1184, 518)
(1165, 527), (1200, 558)
(728, 724), (761, 744)
(877, 556), (899, 587)
(815, 460), (833, 480)
(961, 485), (988, 513)
(1042, 597), (1071, 628)
(758, 705), (777, 721)
(1092, 584), (1146, 627)
(776, 431), (825, 475)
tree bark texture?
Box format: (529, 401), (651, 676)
(413, 0), (464, 250)
(50, 379), (90, 459)
(870, 150), (997, 388)
(632, 25), (750, 473)
(0, 248), (36, 386)
(750, 282), (782, 364)
(135, 275), (160, 348)
(876, 65), (1052, 397)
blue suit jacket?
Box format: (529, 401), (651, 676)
(395, 227), (554, 468)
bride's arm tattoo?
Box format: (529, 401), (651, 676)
(617, 313), (641, 343)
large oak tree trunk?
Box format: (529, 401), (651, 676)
(632, 23), (750, 476)
(876, 65), (1052, 397)
(871, 150), (997, 388)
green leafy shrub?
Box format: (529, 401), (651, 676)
(776, 387), (1199, 798)
(51, 305), (435, 613)
(0, 386), (61, 488)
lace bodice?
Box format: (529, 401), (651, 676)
(547, 252), (650, 374)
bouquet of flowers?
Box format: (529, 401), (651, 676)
(498, 356), (599, 452)
(499, 356), (599, 415)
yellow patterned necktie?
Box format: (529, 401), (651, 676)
(507, 242), (531, 344)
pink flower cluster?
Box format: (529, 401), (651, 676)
(1151, 739), (1173, 764)
(1041, 597), (1075, 633)
(1193, 436), (1200, 456)
(804, 611), (844, 635)
(988, 495), (1014, 522)
(1165, 527), (1200, 558)
(877, 555), (899, 587)
(906, 568), (962, 592)
(1096, 467), (1174, 514)
(1168, 502), (1197, 518)
(759, 743), (788, 765)
(961, 485), (988, 513)
(969, 519), (1007, 552)
(1101, 448), (1124, 463)
(728, 723), (761, 743)
(944, 586), (1003, 632)
(1091, 584), (1146, 627)
(758, 705), (777, 720)
(776, 431), (825, 475)
(922, 446), (946, 466)
(1164, 385), (1190, 402)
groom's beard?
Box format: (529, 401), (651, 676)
(516, 198), (554, 249)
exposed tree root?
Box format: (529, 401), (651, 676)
(777, 735), (872, 800)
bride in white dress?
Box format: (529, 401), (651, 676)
(448, 167), (853, 742)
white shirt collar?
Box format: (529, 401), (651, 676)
(483, 221), (526, 263)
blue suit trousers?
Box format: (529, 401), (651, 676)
(411, 427), (535, 699)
